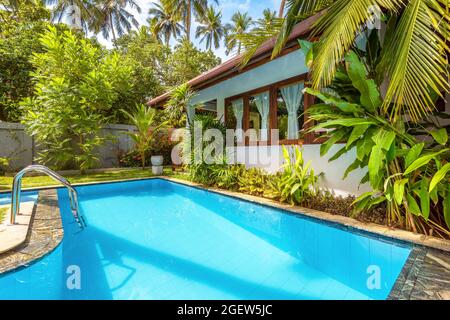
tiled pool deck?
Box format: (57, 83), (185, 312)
(0, 177), (449, 299)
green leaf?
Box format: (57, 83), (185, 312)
(444, 192), (450, 230)
(393, 178), (408, 205)
(320, 128), (347, 156)
(406, 193), (421, 216)
(352, 191), (374, 205)
(303, 88), (362, 113)
(343, 159), (361, 180)
(404, 149), (449, 175)
(419, 179), (430, 221)
(346, 124), (369, 149)
(430, 128), (448, 145)
(329, 145), (348, 162)
(299, 39), (313, 68)
(368, 129), (395, 188)
(345, 51), (382, 112)
(405, 143), (424, 169)
(356, 135), (373, 161)
(429, 163), (450, 192)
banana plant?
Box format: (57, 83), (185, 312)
(268, 146), (321, 205)
(305, 48), (450, 237)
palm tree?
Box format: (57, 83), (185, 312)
(46, 0), (99, 32)
(122, 104), (166, 169)
(224, 11), (253, 55)
(195, 5), (225, 51)
(278, 0), (286, 17)
(272, 0), (449, 123)
(148, 0), (183, 46)
(170, 0), (218, 41)
(92, 0), (141, 43)
(257, 8), (277, 28)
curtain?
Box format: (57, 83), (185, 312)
(254, 91), (270, 141)
(280, 82), (304, 140)
(231, 98), (244, 142)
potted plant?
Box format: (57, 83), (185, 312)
(122, 104), (166, 173)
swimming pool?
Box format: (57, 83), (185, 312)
(0, 179), (411, 299)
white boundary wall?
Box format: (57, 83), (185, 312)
(0, 122), (137, 170)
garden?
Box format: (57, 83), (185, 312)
(0, 0), (449, 240)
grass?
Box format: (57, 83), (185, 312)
(0, 167), (179, 191)
(0, 207), (7, 223)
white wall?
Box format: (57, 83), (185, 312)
(227, 144), (370, 197)
(190, 49), (309, 120)
(191, 49), (370, 196)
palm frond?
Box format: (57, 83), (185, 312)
(380, 0), (450, 122)
(309, 0), (402, 89)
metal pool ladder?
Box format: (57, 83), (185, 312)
(10, 165), (86, 229)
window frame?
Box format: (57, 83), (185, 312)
(224, 73), (320, 146)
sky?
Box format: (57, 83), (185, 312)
(96, 0), (281, 62)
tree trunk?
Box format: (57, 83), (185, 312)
(279, 0), (286, 18)
(110, 13), (117, 45)
(186, 0), (191, 41)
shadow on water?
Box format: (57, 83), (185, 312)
(89, 225), (304, 299)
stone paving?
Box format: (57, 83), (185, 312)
(0, 189), (63, 274)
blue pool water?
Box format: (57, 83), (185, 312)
(0, 179), (411, 299)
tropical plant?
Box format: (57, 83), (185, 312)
(224, 11), (253, 55)
(0, 1), (57, 122)
(184, 114), (227, 184)
(267, 145), (320, 205)
(91, 0), (141, 43)
(170, 0), (218, 41)
(162, 38), (220, 87)
(273, 0), (449, 124)
(21, 26), (132, 171)
(195, 5), (225, 50)
(237, 167), (270, 196)
(164, 83), (197, 127)
(148, 0), (183, 45)
(304, 44), (450, 237)
(211, 164), (245, 190)
(122, 104), (166, 170)
(0, 157), (9, 174)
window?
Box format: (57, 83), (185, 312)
(225, 73), (314, 146)
(277, 82), (304, 142)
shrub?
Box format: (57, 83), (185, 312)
(266, 146), (321, 205)
(21, 26), (132, 171)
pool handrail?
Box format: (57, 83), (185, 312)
(10, 165), (86, 229)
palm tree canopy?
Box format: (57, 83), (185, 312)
(148, 0), (184, 45)
(195, 5), (225, 50)
(91, 0), (141, 41)
(224, 11), (253, 55)
(271, 0), (449, 122)
(169, 0), (218, 40)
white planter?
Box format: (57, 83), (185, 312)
(151, 155), (163, 166)
(152, 165), (163, 175)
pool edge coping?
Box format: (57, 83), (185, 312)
(0, 189), (64, 275)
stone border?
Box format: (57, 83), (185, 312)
(0, 189), (63, 274)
